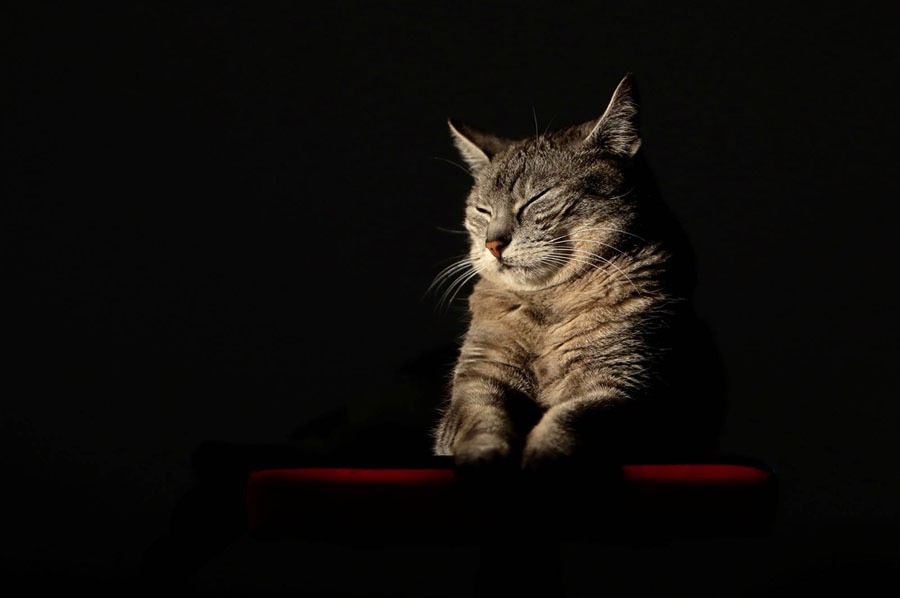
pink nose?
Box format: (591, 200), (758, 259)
(485, 240), (506, 259)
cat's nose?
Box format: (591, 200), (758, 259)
(485, 239), (507, 259)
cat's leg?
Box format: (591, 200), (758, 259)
(434, 321), (538, 468)
(435, 375), (536, 469)
(521, 392), (636, 471)
(435, 396), (515, 468)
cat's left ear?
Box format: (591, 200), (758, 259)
(584, 73), (641, 158)
(448, 119), (511, 175)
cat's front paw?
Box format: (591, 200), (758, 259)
(452, 433), (513, 472)
(521, 442), (570, 474)
(521, 424), (575, 474)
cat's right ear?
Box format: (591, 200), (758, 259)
(448, 119), (510, 175)
(583, 73), (642, 158)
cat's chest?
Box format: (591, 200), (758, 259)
(470, 283), (645, 400)
(471, 288), (597, 354)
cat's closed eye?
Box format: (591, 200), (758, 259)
(474, 206), (491, 215)
(517, 186), (554, 219)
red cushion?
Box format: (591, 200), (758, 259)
(246, 462), (776, 540)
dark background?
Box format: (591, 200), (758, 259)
(4, 2), (899, 595)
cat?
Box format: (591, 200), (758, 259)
(432, 74), (725, 472)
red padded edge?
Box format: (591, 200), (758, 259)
(246, 463), (775, 536)
(622, 463), (771, 485)
(248, 463), (770, 488)
(249, 467), (458, 486)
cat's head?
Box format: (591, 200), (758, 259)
(451, 74), (645, 292)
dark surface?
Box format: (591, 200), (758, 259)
(3, 2), (899, 595)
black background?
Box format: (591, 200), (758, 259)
(4, 2), (899, 595)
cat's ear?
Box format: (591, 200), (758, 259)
(448, 119), (511, 174)
(584, 73), (641, 158)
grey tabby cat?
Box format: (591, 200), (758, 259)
(433, 74), (724, 471)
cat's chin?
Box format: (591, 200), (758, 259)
(485, 262), (571, 292)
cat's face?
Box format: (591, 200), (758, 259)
(453, 74), (642, 292)
(462, 141), (631, 291)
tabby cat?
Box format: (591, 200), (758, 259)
(433, 74), (724, 471)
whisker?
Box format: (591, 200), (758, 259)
(545, 237), (627, 256)
(542, 114), (557, 136)
(432, 156), (472, 177)
(425, 257), (474, 297)
(518, 233), (628, 259)
(519, 239), (643, 295)
(435, 226), (470, 235)
(437, 263), (483, 312)
(433, 257), (477, 293)
(567, 225), (649, 243)
(436, 268), (473, 310)
(432, 253), (475, 266)
(607, 187), (636, 201)
(553, 247), (643, 295)
(430, 263), (473, 290)
(432, 255), (473, 271)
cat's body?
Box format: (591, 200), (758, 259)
(433, 75), (724, 470)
